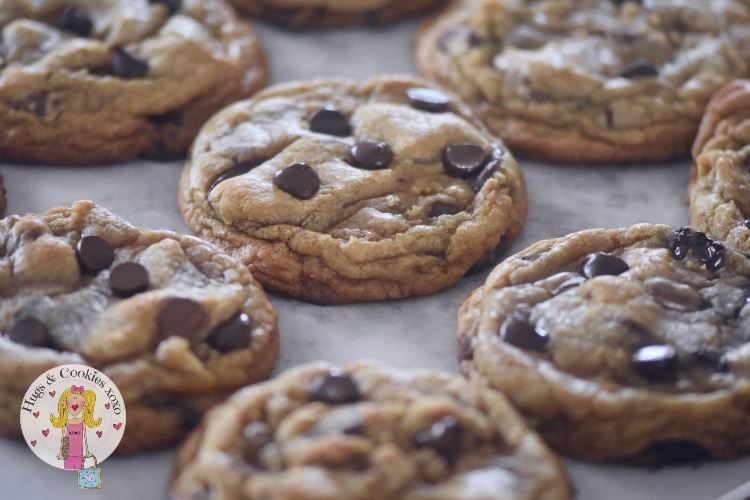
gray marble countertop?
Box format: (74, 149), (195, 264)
(1, 16), (750, 500)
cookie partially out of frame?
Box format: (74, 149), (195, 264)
(0, 201), (279, 453)
(230, 0), (446, 30)
(689, 79), (750, 253)
(415, 0), (750, 163)
(179, 75), (527, 304)
(458, 223), (750, 463)
(171, 360), (572, 500)
(0, 0), (268, 164)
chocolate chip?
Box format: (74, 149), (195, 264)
(109, 262), (149, 297)
(176, 403), (202, 430)
(273, 163), (320, 199)
(428, 201), (461, 218)
(413, 415), (462, 462)
(406, 87), (451, 113)
(499, 313), (549, 351)
(692, 348), (729, 372)
(350, 141), (393, 170)
(743, 219), (750, 230)
(111, 45), (149, 79)
(309, 370), (361, 405)
(308, 108), (351, 136)
(57, 5), (93, 37)
(631, 344), (678, 382)
(698, 242), (725, 272)
(470, 154), (502, 192)
(11, 92), (49, 118)
(76, 235), (114, 274)
(639, 440), (710, 466)
(156, 297), (208, 341)
(671, 227), (691, 260)
(149, 0), (182, 14)
(207, 312), (252, 352)
(582, 253), (629, 278)
(210, 159), (266, 191)
(442, 143), (487, 178)
(620, 59), (658, 79)
(8, 317), (51, 348)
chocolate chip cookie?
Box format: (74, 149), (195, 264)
(179, 75), (527, 304)
(0, 0), (268, 164)
(230, 0), (446, 30)
(0, 200), (279, 452)
(458, 223), (750, 463)
(171, 360), (572, 499)
(689, 79), (750, 253)
(415, 0), (750, 163)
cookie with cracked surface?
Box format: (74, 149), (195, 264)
(230, 0), (447, 30)
(0, 200), (279, 452)
(179, 75), (527, 304)
(171, 360), (572, 500)
(457, 223), (750, 463)
(689, 79), (750, 253)
(415, 0), (750, 163)
(0, 0), (268, 164)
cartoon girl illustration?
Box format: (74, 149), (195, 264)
(50, 385), (102, 469)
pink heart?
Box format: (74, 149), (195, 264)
(41, 429), (49, 437)
(48, 391), (55, 397)
(113, 423), (122, 431)
(104, 403), (110, 410)
(96, 431), (102, 438)
(30, 440), (36, 447)
(71, 404), (79, 411)
(83, 472), (93, 482)
(33, 411), (39, 419)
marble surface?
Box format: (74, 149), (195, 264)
(1, 15), (750, 500)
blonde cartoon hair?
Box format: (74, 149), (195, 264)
(50, 387), (102, 429)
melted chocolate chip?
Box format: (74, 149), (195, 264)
(470, 155), (502, 192)
(8, 317), (51, 348)
(698, 241), (725, 272)
(406, 87), (451, 113)
(671, 227), (691, 260)
(442, 143), (487, 178)
(210, 159), (266, 191)
(274, 163), (320, 199)
(149, 0), (182, 14)
(308, 108), (351, 136)
(350, 141), (392, 170)
(111, 45), (149, 79)
(309, 370), (361, 405)
(413, 415), (462, 462)
(156, 297), (208, 341)
(57, 5), (93, 37)
(499, 313), (549, 351)
(109, 262), (149, 297)
(631, 344), (678, 382)
(428, 201), (461, 218)
(207, 312), (252, 352)
(582, 253), (629, 278)
(76, 235), (114, 274)
(620, 59), (658, 79)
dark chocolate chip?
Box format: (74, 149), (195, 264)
(111, 45), (149, 79)
(176, 403), (202, 430)
(692, 348), (729, 372)
(638, 440), (711, 466)
(671, 227), (691, 260)
(620, 59), (658, 79)
(309, 370), (361, 405)
(698, 242), (725, 272)
(350, 141), (393, 170)
(273, 163), (320, 199)
(470, 155), (502, 192)
(499, 313), (549, 351)
(582, 252), (629, 278)
(76, 235), (114, 274)
(631, 344), (678, 382)
(743, 219), (750, 230)
(109, 262), (149, 297)
(149, 0), (182, 14)
(308, 108), (351, 136)
(442, 143), (487, 178)
(406, 87), (451, 113)
(210, 159), (266, 191)
(57, 5), (93, 37)
(413, 415), (462, 462)
(8, 317), (51, 348)
(156, 297), (208, 341)
(428, 201), (462, 218)
(207, 312), (252, 352)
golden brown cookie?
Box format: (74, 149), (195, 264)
(0, 0), (268, 164)
(688, 79), (750, 253)
(171, 360), (572, 500)
(458, 224), (750, 463)
(0, 201), (279, 452)
(415, 0), (750, 163)
(179, 75), (527, 304)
